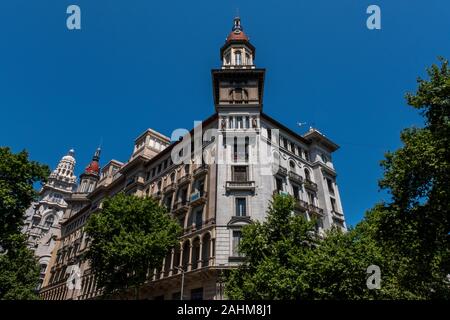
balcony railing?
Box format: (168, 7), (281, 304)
(294, 199), (309, 211)
(332, 210), (345, 221)
(193, 164), (208, 176)
(276, 166), (287, 176)
(308, 204), (324, 216)
(163, 183), (177, 193)
(288, 171), (303, 184)
(304, 179), (318, 191)
(190, 191), (207, 206)
(172, 200), (190, 213)
(178, 174), (191, 185)
(226, 181), (255, 192)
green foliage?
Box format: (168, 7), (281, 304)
(226, 58), (450, 300)
(375, 58), (450, 298)
(0, 234), (40, 300)
(84, 192), (182, 298)
(0, 147), (49, 299)
(0, 147), (49, 248)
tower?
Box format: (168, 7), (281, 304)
(212, 17), (265, 113)
(77, 148), (101, 193)
(23, 149), (77, 290)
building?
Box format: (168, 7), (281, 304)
(23, 149), (77, 290)
(39, 17), (346, 300)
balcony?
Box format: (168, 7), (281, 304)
(172, 200), (190, 214)
(304, 179), (318, 191)
(163, 183), (177, 193)
(276, 166), (287, 176)
(288, 171), (303, 184)
(190, 191), (207, 207)
(226, 181), (255, 192)
(294, 199), (309, 212)
(308, 204), (324, 216)
(193, 164), (208, 177)
(332, 210), (345, 221)
(178, 174), (191, 186)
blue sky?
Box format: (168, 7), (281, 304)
(1, 1), (449, 226)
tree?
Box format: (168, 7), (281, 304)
(0, 234), (40, 300)
(226, 58), (450, 300)
(0, 147), (49, 299)
(226, 195), (388, 300)
(373, 58), (450, 298)
(84, 192), (182, 299)
(0, 147), (49, 246)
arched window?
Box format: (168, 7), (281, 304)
(191, 237), (201, 270)
(202, 233), (211, 267)
(289, 160), (296, 172)
(182, 241), (190, 271)
(235, 50), (242, 65)
(44, 215), (54, 228)
(304, 169), (311, 182)
(245, 53), (250, 65)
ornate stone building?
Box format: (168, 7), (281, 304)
(23, 149), (77, 290)
(39, 17), (346, 300)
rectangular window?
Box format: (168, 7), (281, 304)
(330, 197), (337, 212)
(304, 151), (310, 162)
(292, 185), (300, 200)
(232, 166), (248, 181)
(326, 178), (335, 195)
(267, 128), (272, 142)
(235, 198), (247, 216)
(195, 209), (203, 228)
(308, 192), (315, 205)
(276, 178), (283, 192)
(232, 230), (243, 257)
(236, 116), (243, 129)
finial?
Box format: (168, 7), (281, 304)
(232, 15), (243, 32)
(68, 148), (75, 156)
(93, 147), (101, 161)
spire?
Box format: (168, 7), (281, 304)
(84, 148), (101, 175)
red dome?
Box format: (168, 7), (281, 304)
(85, 161), (99, 175)
(226, 30), (249, 42)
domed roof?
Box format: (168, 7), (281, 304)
(83, 148), (101, 175)
(226, 29), (249, 42)
(62, 149), (75, 162)
(85, 161), (99, 174)
(226, 17), (249, 42)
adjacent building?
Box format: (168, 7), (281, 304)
(23, 149), (77, 290)
(39, 17), (346, 300)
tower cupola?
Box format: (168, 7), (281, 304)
(221, 17), (255, 69)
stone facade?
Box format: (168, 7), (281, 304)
(39, 17), (346, 300)
(23, 149), (77, 290)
